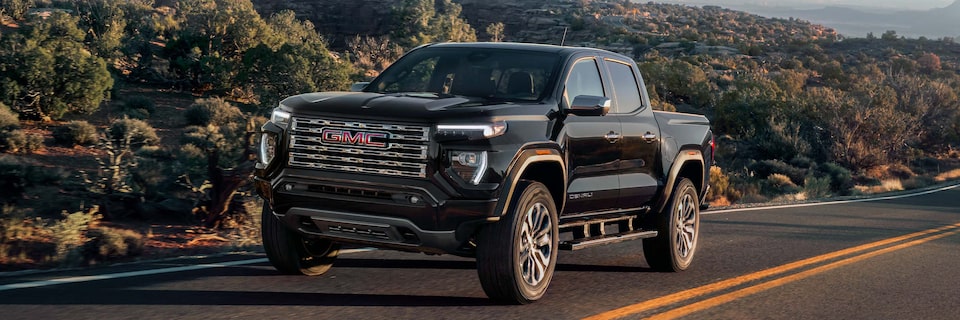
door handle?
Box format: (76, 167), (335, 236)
(643, 132), (657, 143)
(604, 131), (621, 143)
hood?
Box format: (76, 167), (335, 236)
(278, 92), (551, 122)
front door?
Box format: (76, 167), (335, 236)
(560, 57), (622, 215)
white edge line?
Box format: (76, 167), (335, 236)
(0, 248), (378, 292)
(4, 184), (957, 291)
(703, 183), (960, 215)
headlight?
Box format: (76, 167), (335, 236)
(259, 132), (278, 165)
(450, 151), (488, 185)
(270, 108), (291, 129)
(436, 122), (507, 141)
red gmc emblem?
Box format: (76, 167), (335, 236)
(320, 128), (388, 148)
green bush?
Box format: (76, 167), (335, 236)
(108, 117), (159, 148)
(789, 156), (815, 169)
(131, 157), (171, 199)
(117, 96), (157, 119)
(121, 108), (151, 120)
(53, 120), (99, 146)
(184, 98), (242, 126)
(122, 96), (156, 114)
(803, 175), (832, 199)
(0, 103), (20, 131)
(815, 162), (854, 195)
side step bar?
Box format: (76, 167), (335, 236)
(560, 230), (657, 251)
(557, 211), (657, 251)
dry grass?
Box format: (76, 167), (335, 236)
(771, 192), (808, 202)
(855, 179), (904, 194)
(934, 168), (960, 182)
(709, 196), (732, 207)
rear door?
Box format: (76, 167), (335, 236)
(602, 58), (663, 209)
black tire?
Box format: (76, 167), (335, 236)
(643, 178), (700, 272)
(261, 204), (340, 276)
(476, 180), (559, 304)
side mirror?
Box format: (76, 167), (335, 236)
(350, 82), (370, 92)
(566, 95), (611, 116)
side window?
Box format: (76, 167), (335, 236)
(606, 60), (643, 113)
(564, 59), (604, 106)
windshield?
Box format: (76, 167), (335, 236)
(366, 47), (562, 102)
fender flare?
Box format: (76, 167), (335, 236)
(654, 150), (705, 213)
(492, 147), (567, 218)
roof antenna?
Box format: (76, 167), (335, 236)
(560, 27), (568, 46)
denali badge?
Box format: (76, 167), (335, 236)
(320, 128), (389, 148)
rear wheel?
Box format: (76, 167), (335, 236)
(476, 180), (559, 304)
(643, 178), (700, 271)
(262, 204), (340, 276)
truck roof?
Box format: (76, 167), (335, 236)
(424, 42), (631, 61)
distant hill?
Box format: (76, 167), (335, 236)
(728, 0), (960, 39)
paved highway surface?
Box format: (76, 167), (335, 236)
(2, 184), (958, 319)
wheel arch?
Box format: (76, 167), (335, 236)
(655, 150), (705, 213)
(494, 148), (567, 217)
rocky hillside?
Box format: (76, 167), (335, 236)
(250, 0), (836, 57)
(250, 0), (597, 48)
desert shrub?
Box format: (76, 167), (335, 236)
(53, 120), (99, 146)
(120, 96), (156, 114)
(108, 117), (159, 148)
(48, 208), (100, 265)
(0, 156), (28, 195)
(1, 206), (39, 261)
(865, 164), (916, 180)
(815, 162), (854, 195)
(184, 98), (242, 126)
(911, 157), (941, 174)
(803, 176), (832, 199)
(0, 130), (26, 153)
(762, 173), (801, 195)
(706, 166), (742, 204)
(229, 198), (264, 248)
(901, 176), (935, 190)
(789, 156), (815, 169)
(131, 157), (172, 200)
(749, 159), (808, 185)
(0, 129), (43, 154)
(0, 103), (20, 131)
(886, 164), (916, 180)
(121, 108), (151, 119)
(82, 226), (145, 261)
(0, 156), (63, 199)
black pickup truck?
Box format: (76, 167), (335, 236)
(254, 42), (713, 304)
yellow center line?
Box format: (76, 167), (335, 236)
(583, 222), (960, 320)
(647, 228), (960, 320)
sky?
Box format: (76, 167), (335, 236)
(657, 0), (955, 10)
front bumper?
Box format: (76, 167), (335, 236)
(255, 169), (499, 256)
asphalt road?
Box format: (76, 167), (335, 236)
(2, 185), (959, 320)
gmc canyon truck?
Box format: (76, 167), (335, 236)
(254, 42), (713, 304)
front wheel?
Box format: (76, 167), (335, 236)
(643, 178), (700, 272)
(476, 180), (559, 304)
(262, 204), (340, 276)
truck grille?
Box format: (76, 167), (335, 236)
(287, 116), (431, 178)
